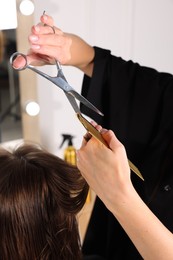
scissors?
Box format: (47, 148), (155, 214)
(10, 52), (144, 181)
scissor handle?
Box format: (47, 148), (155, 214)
(10, 52), (28, 71)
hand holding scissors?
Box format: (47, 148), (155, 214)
(10, 51), (144, 181)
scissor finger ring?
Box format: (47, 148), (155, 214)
(10, 52), (28, 71)
(43, 24), (56, 34)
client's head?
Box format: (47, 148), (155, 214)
(0, 143), (88, 260)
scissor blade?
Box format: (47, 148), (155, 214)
(69, 90), (104, 116)
(65, 92), (81, 114)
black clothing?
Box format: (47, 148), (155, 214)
(81, 47), (173, 259)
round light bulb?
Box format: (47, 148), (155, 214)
(25, 101), (40, 116)
(19, 0), (35, 16)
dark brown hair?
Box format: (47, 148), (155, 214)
(0, 144), (88, 260)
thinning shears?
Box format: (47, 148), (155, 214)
(10, 52), (144, 181)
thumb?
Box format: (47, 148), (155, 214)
(102, 130), (122, 152)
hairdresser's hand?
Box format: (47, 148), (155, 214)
(77, 126), (132, 212)
(13, 14), (71, 68)
(13, 14), (94, 76)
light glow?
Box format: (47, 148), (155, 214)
(25, 101), (40, 116)
(19, 0), (35, 16)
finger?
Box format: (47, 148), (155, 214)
(40, 14), (54, 26)
(29, 32), (66, 50)
(90, 120), (97, 127)
(76, 150), (84, 170)
(95, 124), (102, 132)
(12, 55), (26, 69)
(90, 120), (103, 132)
(29, 40), (71, 65)
(28, 45), (61, 63)
(76, 150), (90, 180)
(80, 132), (92, 148)
(100, 128), (108, 134)
(83, 132), (92, 142)
(31, 24), (63, 36)
(76, 150), (81, 170)
(102, 130), (122, 152)
(27, 53), (55, 66)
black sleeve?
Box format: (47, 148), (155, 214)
(81, 47), (173, 260)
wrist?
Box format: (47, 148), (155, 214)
(69, 33), (95, 76)
(105, 182), (137, 216)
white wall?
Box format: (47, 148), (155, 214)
(31, 0), (173, 156)
(131, 0), (173, 73)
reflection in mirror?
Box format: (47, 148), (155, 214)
(0, 29), (22, 143)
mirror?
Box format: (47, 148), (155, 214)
(0, 29), (22, 143)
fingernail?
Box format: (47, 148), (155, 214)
(43, 14), (48, 22)
(101, 129), (108, 134)
(29, 35), (39, 42)
(34, 25), (40, 33)
(31, 44), (40, 50)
